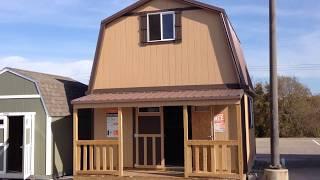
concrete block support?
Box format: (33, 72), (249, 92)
(264, 169), (288, 180)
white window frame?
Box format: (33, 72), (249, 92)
(147, 11), (176, 42)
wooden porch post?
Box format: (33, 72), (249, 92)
(236, 104), (244, 178)
(73, 107), (79, 175)
(183, 105), (190, 178)
(160, 107), (165, 167)
(118, 107), (124, 176)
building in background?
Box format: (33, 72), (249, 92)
(0, 67), (87, 179)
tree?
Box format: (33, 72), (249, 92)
(254, 76), (320, 137)
(254, 82), (270, 137)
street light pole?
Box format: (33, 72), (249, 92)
(269, 0), (281, 168)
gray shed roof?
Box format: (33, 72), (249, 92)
(5, 68), (87, 117)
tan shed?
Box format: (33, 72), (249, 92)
(72, 0), (256, 179)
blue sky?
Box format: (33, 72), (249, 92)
(0, 0), (319, 94)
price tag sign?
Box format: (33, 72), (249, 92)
(214, 113), (225, 133)
(106, 113), (118, 137)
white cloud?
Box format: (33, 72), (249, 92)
(0, 0), (136, 29)
(0, 56), (92, 84)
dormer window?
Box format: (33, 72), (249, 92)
(140, 11), (182, 45)
(147, 12), (175, 42)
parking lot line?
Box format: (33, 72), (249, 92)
(312, 139), (320, 146)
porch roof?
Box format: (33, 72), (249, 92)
(72, 86), (244, 107)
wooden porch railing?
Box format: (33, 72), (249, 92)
(134, 134), (162, 168)
(185, 140), (241, 179)
(75, 140), (120, 175)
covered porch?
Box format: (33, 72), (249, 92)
(72, 87), (245, 179)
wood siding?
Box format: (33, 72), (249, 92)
(92, 0), (238, 90)
(93, 108), (133, 168)
(244, 95), (256, 171)
(191, 105), (239, 173)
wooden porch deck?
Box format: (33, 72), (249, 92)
(74, 168), (237, 180)
(73, 105), (244, 179)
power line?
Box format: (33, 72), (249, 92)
(249, 63), (320, 71)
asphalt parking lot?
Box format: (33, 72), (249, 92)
(255, 138), (320, 180)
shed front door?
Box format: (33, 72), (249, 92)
(23, 114), (33, 179)
(0, 116), (8, 174)
(134, 107), (164, 168)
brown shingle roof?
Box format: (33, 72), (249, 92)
(72, 87), (243, 105)
(7, 68), (87, 117)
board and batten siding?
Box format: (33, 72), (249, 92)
(92, 0), (238, 90)
(52, 116), (73, 176)
(0, 71), (47, 176)
(0, 99), (46, 175)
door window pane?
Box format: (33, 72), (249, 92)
(149, 14), (161, 41)
(139, 107), (160, 112)
(163, 13), (174, 39)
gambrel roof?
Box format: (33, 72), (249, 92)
(1, 67), (87, 117)
(87, 0), (253, 94)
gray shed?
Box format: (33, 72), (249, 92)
(0, 67), (87, 179)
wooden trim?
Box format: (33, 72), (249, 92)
(203, 147), (207, 172)
(73, 99), (241, 109)
(143, 137), (147, 165)
(134, 107), (163, 168)
(220, 13), (243, 87)
(187, 172), (240, 179)
(183, 105), (190, 178)
(100, 0), (224, 25)
(73, 108), (78, 175)
(137, 112), (161, 117)
(187, 140), (238, 146)
(87, 24), (105, 94)
(89, 145), (94, 170)
(109, 146), (114, 171)
(152, 137), (156, 165)
(118, 107), (124, 176)
(210, 146), (216, 173)
(83, 146), (87, 171)
(134, 134), (161, 138)
(76, 140), (119, 145)
(102, 147), (107, 171)
(76, 170), (118, 175)
(127, 7), (200, 16)
(236, 105), (244, 178)
(135, 108), (139, 166)
(194, 146), (199, 173)
(92, 84), (241, 94)
(133, 165), (164, 169)
(96, 146), (101, 170)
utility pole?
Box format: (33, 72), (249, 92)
(269, 0), (281, 169)
(264, 1), (288, 179)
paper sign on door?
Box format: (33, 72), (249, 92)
(214, 113), (225, 132)
(106, 113), (118, 137)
